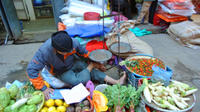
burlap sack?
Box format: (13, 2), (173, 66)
(106, 31), (153, 58)
(191, 14), (200, 25)
(189, 38), (200, 45)
(168, 21), (200, 42)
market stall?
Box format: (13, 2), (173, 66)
(0, 0), (199, 112)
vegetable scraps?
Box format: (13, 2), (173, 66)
(143, 79), (198, 110)
(120, 57), (165, 77)
(103, 84), (145, 112)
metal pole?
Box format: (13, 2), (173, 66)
(117, 0), (120, 75)
(102, 0), (105, 49)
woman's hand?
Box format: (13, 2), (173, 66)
(43, 88), (54, 100)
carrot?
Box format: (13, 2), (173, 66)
(145, 106), (151, 112)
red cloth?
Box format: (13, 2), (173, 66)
(86, 40), (108, 52)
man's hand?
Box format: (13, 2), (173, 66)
(43, 88), (54, 100)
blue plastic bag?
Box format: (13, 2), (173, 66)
(151, 65), (173, 86)
(65, 24), (111, 38)
(50, 89), (66, 99)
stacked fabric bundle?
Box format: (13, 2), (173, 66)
(168, 21), (200, 49)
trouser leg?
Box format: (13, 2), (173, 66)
(58, 60), (106, 86)
(136, 1), (152, 24)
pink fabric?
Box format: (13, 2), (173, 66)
(112, 11), (128, 23)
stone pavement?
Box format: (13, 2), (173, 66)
(0, 34), (199, 111)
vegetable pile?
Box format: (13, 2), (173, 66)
(0, 82), (44, 112)
(40, 99), (69, 112)
(143, 79), (198, 111)
(120, 56), (165, 76)
(103, 84), (145, 112)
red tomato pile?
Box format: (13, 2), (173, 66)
(126, 58), (165, 76)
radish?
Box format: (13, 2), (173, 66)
(11, 98), (28, 110)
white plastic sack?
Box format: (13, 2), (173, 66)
(75, 19), (114, 26)
(60, 13), (114, 27)
(41, 68), (65, 88)
(159, 3), (196, 16)
(168, 21), (200, 39)
(63, 0), (109, 16)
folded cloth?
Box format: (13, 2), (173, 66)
(129, 27), (152, 37)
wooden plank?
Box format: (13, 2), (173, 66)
(24, 0), (36, 20)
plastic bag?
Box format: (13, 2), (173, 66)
(41, 68), (65, 88)
(65, 24), (111, 38)
(50, 89), (65, 99)
(162, 1), (194, 10)
(151, 65), (173, 86)
(64, 0), (109, 16)
(159, 3), (195, 16)
(92, 90), (108, 112)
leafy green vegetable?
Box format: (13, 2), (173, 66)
(4, 105), (18, 112)
(28, 104), (37, 112)
(0, 105), (3, 112)
(103, 84), (145, 111)
(0, 87), (10, 108)
(18, 105), (28, 112)
(27, 95), (42, 105)
(16, 81), (35, 99)
(8, 84), (19, 98)
(9, 100), (15, 105)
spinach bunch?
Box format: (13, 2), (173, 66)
(103, 84), (145, 111)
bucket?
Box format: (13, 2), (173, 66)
(84, 12), (100, 21)
(95, 84), (108, 93)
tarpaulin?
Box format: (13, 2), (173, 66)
(65, 24), (111, 38)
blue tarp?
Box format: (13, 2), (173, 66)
(65, 24), (111, 38)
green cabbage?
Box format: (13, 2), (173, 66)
(27, 95), (42, 105)
(18, 105), (28, 112)
(0, 87), (10, 108)
(8, 84), (19, 98)
(4, 105), (18, 112)
(0, 105), (3, 112)
(28, 104), (37, 112)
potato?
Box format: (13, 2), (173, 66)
(75, 106), (82, 112)
(83, 100), (90, 106)
(67, 106), (75, 112)
(82, 106), (90, 111)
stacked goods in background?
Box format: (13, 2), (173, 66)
(167, 21), (200, 49)
(154, 0), (196, 24)
(158, 0), (196, 16)
(192, 0), (200, 13)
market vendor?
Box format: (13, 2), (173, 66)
(27, 31), (126, 99)
(136, 0), (156, 24)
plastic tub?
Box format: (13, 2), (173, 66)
(125, 54), (167, 78)
(95, 84), (108, 93)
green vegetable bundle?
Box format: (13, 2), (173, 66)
(103, 84), (145, 112)
(0, 87), (10, 109)
(0, 81), (44, 112)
